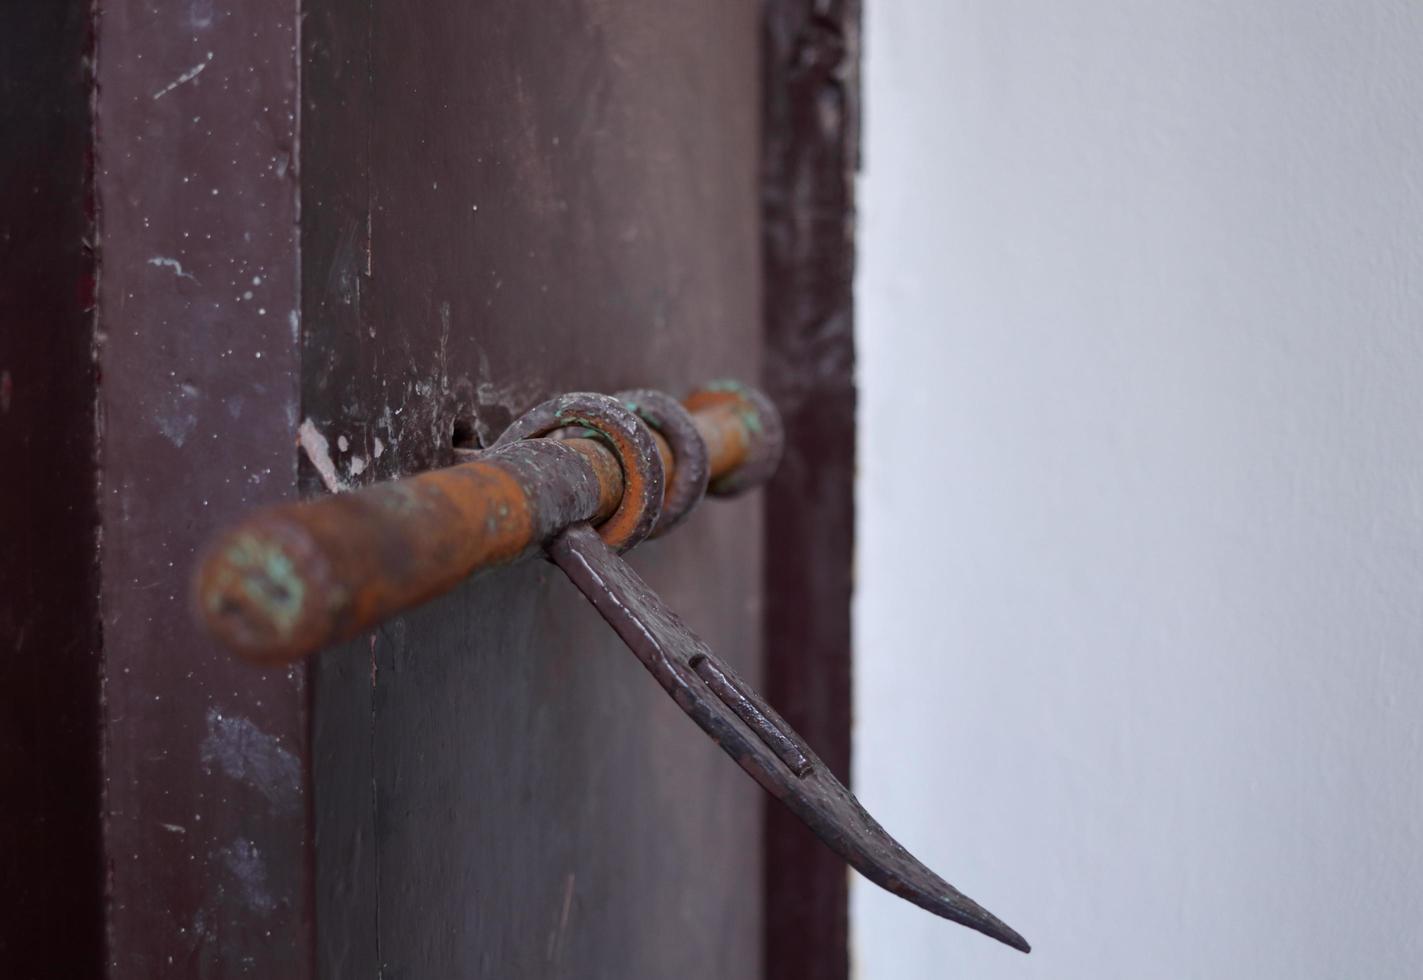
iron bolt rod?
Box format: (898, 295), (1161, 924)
(194, 385), (772, 666)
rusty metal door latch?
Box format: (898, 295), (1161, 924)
(195, 381), (1030, 953)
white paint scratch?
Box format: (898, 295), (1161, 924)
(159, 822), (187, 835)
(152, 52), (213, 100)
(559, 872), (575, 937)
(298, 418), (349, 493)
(438, 301), (452, 390)
(547, 871), (576, 963)
(148, 256), (197, 282)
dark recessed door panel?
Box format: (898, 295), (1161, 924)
(302, 4), (765, 976)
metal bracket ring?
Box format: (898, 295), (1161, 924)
(616, 389), (710, 536)
(683, 380), (786, 497)
(493, 392), (664, 553)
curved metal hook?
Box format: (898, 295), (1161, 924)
(548, 522), (1030, 953)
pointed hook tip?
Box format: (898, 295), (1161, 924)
(943, 898), (1031, 953)
(1001, 929), (1032, 954)
(964, 913), (1030, 953)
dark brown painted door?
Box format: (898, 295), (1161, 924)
(304, 4), (766, 977)
(2, 0), (856, 976)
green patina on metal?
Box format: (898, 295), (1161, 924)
(215, 531), (306, 640)
(554, 414), (612, 448)
(737, 405), (763, 436)
(704, 379), (763, 435)
(622, 399), (670, 435)
(554, 411), (595, 429)
(704, 378), (743, 393)
(373, 479), (428, 517)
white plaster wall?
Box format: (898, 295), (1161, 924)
(853, 3), (1423, 977)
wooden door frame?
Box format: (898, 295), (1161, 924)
(761, 3), (860, 979)
(0, 2), (860, 976)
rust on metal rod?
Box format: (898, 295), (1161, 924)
(198, 438), (621, 666)
(195, 383), (781, 666)
(689, 401), (749, 478)
(683, 380), (784, 496)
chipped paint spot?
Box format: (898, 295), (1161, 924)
(298, 418), (349, 493)
(472, 348), (543, 446)
(0, 370), (11, 413)
(373, 436), (385, 458)
(199, 708), (301, 814)
(349, 456), (367, 476)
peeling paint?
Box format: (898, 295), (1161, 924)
(297, 418), (349, 493)
(472, 349), (542, 446)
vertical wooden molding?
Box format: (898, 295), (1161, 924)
(94, 0), (312, 972)
(762, 3), (861, 979)
(0, 3), (104, 974)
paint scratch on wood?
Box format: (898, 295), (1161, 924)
(147, 256), (197, 281)
(547, 871), (576, 963)
(152, 52), (214, 99)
